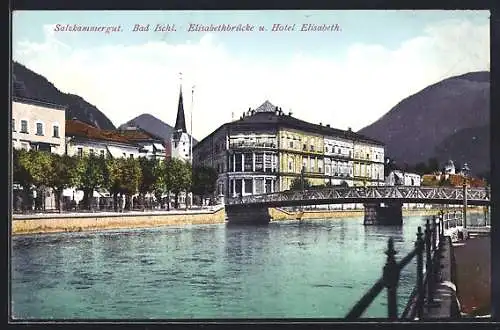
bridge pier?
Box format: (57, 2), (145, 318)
(225, 205), (270, 225)
(364, 202), (403, 225)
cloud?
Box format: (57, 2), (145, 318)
(13, 18), (489, 140)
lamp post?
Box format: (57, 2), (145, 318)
(462, 163), (470, 229)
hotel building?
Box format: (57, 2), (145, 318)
(193, 101), (385, 199)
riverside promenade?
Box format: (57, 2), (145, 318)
(454, 234), (491, 317)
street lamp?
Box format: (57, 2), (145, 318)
(461, 163), (470, 229)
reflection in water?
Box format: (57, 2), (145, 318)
(12, 216), (432, 319)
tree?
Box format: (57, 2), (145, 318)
(20, 150), (53, 210)
(77, 154), (108, 210)
(106, 157), (142, 211)
(191, 165), (218, 206)
(164, 158), (192, 209)
(151, 160), (167, 209)
(13, 149), (35, 211)
(47, 154), (82, 212)
(121, 158), (142, 210)
(138, 157), (157, 209)
(290, 177), (311, 191)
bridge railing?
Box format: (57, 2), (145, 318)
(225, 186), (490, 206)
(345, 215), (445, 320)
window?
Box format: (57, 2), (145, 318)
(77, 147), (83, 157)
(302, 157), (308, 171)
(310, 145), (314, 152)
(255, 153), (264, 172)
(310, 158), (315, 172)
(130, 154), (134, 159)
(235, 154), (242, 172)
(89, 149), (95, 155)
(12, 119), (15, 132)
(303, 144), (307, 151)
(289, 141), (293, 149)
(100, 150), (105, 157)
(36, 122), (44, 136)
(235, 179), (242, 195)
(244, 153), (253, 172)
(20, 120), (28, 133)
(288, 159), (293, 171)
(366, 153), (370, 159)
(53, 125), (59, 138)
(244, 179), (253, 194)
(349, 151), (352, 158)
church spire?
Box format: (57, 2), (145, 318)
(174, 73), (187, 133)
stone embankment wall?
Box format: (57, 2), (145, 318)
(12, 209), (226, 235)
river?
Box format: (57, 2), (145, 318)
(10, 213), (487, 319)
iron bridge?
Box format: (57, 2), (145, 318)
(225, 186), (490, 208)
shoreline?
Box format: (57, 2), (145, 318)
(11, 207), (485, 236)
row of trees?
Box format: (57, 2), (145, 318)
(13, 149), (218, 212)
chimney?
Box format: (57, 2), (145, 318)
(289, 111), (292, 116)
(275, 106), (279, 115)
(348, 127), (352, 132)
(320, 122), (323, 126)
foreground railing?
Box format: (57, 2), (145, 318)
(345, 214), (450, 320)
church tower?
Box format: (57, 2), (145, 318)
(171, 76), (191, 162)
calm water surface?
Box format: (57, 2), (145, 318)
(11, 213), (487, 319)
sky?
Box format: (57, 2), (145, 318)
(12, 10), (490, 141)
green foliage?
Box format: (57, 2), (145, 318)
(13, 149), (33, 188)
(77, 154), (107, 192)
(106, 157), (142, 195)
(47, 154), (82, 190)
(191, 165), (218, 198)
(164, 158), (192, 194)
(290, 177), (312, 191)
(152, 160), (166, 198)
(17, 150), (53, 189)
(138, 157), (157, 195)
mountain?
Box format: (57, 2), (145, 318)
(12, 61), (115, 130)
(358, 71), (489, 176)
(119, 113), (198, 145)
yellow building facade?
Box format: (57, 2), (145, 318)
(353, 141), (373, 186)
(278, 127), (324, 190)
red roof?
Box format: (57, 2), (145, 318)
(66, 120), (133, 144)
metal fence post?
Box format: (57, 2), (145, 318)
(415, 226), (424, 319)
(425, 218), (433, 304)
(383, 238), (399, 320)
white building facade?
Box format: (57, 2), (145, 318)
(324, 135), (354, 186)
(12, 97), (66, 155)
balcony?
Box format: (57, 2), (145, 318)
(229, 141), (277, 149)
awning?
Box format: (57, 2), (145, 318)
(107, 145), (126, 158)
(153, 143), (165, 151)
